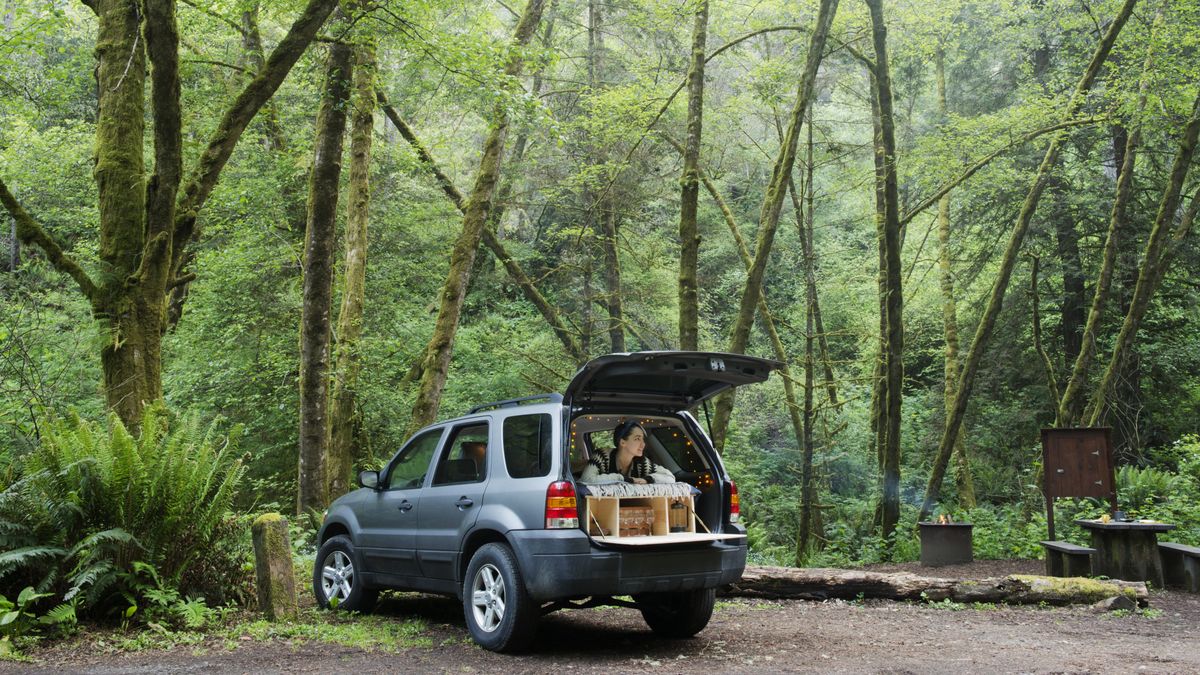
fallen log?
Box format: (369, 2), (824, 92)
(723, 566), (1148, 607)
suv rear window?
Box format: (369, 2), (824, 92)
(503, 413), (552, 478)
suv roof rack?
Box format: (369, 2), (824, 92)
(467, 393), (563, 414)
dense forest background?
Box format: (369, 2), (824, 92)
(2, 0), (1200, 624)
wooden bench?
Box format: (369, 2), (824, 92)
(1158, 542), (1200, 592)
(1041, 540), (1095, 577)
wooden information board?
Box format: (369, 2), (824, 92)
(1041, 427), (1118, 540)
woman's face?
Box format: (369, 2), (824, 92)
(619, 427), (646, 457)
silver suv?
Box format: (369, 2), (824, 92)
(313, 351), (780, 651)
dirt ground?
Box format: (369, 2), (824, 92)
(5, 560), (1199, 674)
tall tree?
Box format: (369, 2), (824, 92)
(930, 45), (974, 511)
(796, 124), (821, 561)
(709, 0), (839, 450)
(328, 25), (377, 502)
(1056, 11), (1161, 427)
(865, 0), (904, 543)
(921, 0), (1139, 516)
(1084, 91), (1200, 425)
(0, 0), (338, 429)
(298, 29), (352, 515)
(407, 0), (547, 434)
(677, 0), (708, 351)
(586, 0), (624, 352)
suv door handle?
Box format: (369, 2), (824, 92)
(455, 497), (474, 510)
(398, 500), (413, 512)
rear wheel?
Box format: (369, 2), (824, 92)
(637, 587), (716, 638)
(463, 543), (538, 652)
(313, 535), (378, 612)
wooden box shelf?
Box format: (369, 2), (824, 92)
(586, 495), (695, 538)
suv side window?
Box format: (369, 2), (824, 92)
(384, 429), (442, 490)
(503, 413), (552, 478)
(431, 423), (489, 486)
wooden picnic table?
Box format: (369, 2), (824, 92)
(1075, 518), (1175, 587)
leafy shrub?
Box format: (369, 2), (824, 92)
(1116, 465), (1186, 510)
(0, 406), (248, 619)
(0, 586), (76, 656)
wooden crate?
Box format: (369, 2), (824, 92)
(586, 495), (695, 538)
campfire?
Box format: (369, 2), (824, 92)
(918, 515), (973, 566)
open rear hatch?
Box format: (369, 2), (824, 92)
(563, 351), (782, 412)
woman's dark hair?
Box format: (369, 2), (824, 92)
(613, 420), (645, 447)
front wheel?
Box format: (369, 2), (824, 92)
(313, 535), (378, 612)
(462, 543), (538, 652)
(637, 587), (716, 638)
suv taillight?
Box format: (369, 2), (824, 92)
(726, 479), (740, 524)
(545, 481), (579, 529)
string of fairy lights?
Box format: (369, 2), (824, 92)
(569, 414), (714, 487)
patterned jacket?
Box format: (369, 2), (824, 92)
(581, 448), (675, 484)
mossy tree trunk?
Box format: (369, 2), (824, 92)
(928, 46), (973, 513)
(709, 0), (838, 451)
(407, 0), (547, 435)
(867, 72), (887, 503)
(95, 0), (153, 427)
(922, 0), (1138, 517)
(298, 32), (353, 515)
(328, 31), (376, 503)
(1055, 119), (1139, 426)
(677, 0), (707, 352)
(1, 0), (337, 431)
(1057, 14), (1159, 427)
(239, 4), (288, 153)
(1084, 91), (1200, 426)
(586, 0), (624, 353)
(662, 131), (817, 561)
(600, 207), (625, 352)
(866, 0), (903, 545)
(1031, 256), (1063, 408)
(377, 92), (586, 366)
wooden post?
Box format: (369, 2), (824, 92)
(252, 513), (298, 621)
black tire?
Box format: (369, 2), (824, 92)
(637, 587), (716, 638)
(313, 535), (378, 612)
(462, 543), (538, 652)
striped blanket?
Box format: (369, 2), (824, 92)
(580, 481), (697, 498)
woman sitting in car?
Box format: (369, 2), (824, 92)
(581, 420), (675, 484)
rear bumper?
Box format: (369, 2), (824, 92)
(508, 528), (747, 601)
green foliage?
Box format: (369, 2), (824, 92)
(1116, 465), (1186, 511)
(0, 406), (249, 621)
(0, 586), (75, 657)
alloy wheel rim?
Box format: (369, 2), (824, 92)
(321, 550), (354, 603)
(470, 563), (506, 632)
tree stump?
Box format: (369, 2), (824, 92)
(252, 513), (297, 621)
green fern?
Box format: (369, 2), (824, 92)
(40, 601), (77, 627)
(1, 406), (248, 618)
(0, 547), (67, 579)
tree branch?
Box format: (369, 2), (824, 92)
(0, 177), (98, 301)
(182, 58), (250, 73)
(377, 91), (466, 210)
(172, 0), (339, 274)
(899, 118), (1104, 227)
(379, 93), (585, 363)
(178, 0), (244, 34)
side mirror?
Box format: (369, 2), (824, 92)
(358, 470), (381, 490)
